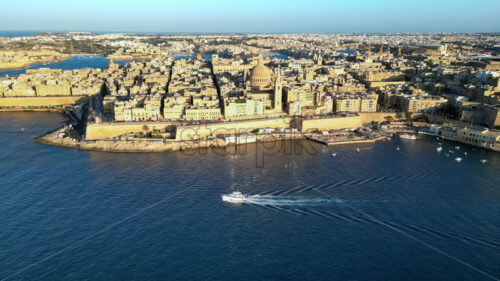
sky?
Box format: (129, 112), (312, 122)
(0, 0), (499, 33)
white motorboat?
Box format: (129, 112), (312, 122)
(222, 191), (246, 203)
(399, 134), (417, 140)
(480, 159), (488, 164)
(356, 148), (360, 153)
(436, 147), (442, 152)
(455, 157), (462, 162)
(396, 147), (400, 151)
(331, 153), (337, 157)
(455, 146), (460, 150)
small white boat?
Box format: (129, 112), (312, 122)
(356, 148), (360, 153)
(455, 146), (460, 150)
(455, 157), (462, 162)
(444, 153), (450, 157)
(480, 159), (488, 164)
(396, 147), (400, 151)
(331, 153), (337, 157)
(464, 152), (467, 155)
(436, 147), (442, 152)
(222, 191), (246, 203)
(448, 150), (454, 154)
(400, 134), (417, 140)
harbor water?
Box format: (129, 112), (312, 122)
(0, 56), (130, 78)
(0, 112), (499, 281)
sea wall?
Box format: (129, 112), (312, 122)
(86, 114), (404, 141)
(37, 125), (304, 153)
(0, 96), (89, 107)
(300, 116), (362, 132)
(36, 129), (227, 153)
(85, 121), (176, 140)
(176, 118), (290, 140)
(359, 112), (402, 123)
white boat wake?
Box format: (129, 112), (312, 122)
(223, 192), (343, 206)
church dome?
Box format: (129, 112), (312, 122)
(250, 58), (272, 89)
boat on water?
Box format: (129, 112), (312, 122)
(480, 159), (488, 164)
(464, 152), (468, 155)
(222, 191), (246, 203)
(331, 153), (337, 157)
(455, 157), (462, 162)
(396, 147), (400, 151)
(356, 148), (360, 153)
(455, 146), (460, 150)
(399, 134), (417, 140)
(436, 147), (442, 152)
(444, 153), (450, 157)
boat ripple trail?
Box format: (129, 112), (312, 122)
(244, 195), (343, 206)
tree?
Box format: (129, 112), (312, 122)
(385, 115), (394, 122)
(405, 112), (413, 120)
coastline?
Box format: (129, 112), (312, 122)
(421, 131), (500, 152)
(0, 53), (108, 72)
(34, 125), (305, 153)
(306, 135), (389, 146)
(106, 55), (154, 61)
(0, 108), (66, 113)
(0, 56), (70, 71)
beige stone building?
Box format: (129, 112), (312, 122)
(401, 95), (447, 113)
(333, 93), (378, 113)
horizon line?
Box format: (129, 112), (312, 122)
(1, 30), (499, 35)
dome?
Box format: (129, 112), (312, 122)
(250, 58), (272, 89)
(251, 64), (272, 78)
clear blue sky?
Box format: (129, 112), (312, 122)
(0, 0), (499, 33)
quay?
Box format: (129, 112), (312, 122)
(304, 128), (391, 146)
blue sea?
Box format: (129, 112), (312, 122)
(0, 31), (42, 38)
(0, 56), (131, 78)
(0, 112), (499, 281)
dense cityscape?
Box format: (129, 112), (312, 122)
(0, 32), (499, 152)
